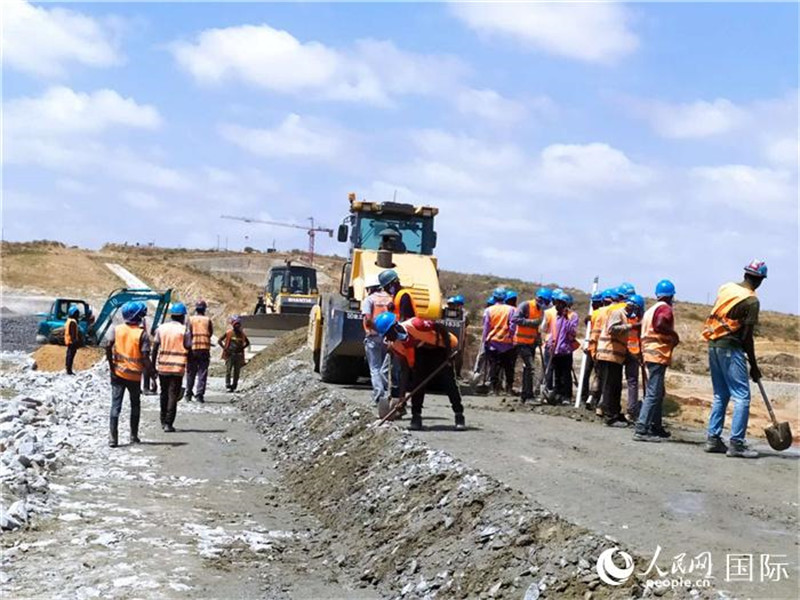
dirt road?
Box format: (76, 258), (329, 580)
(1, 378), (378, 600)
(346, 387), (800, 599)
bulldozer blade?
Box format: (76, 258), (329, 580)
(239, 314), (308, 345)
(765, 421), (793, 451)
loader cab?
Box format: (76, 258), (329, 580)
(267, 266), (318, 298)
(339, 198), (438, 257)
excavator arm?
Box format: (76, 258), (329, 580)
(91, 288), (173, 343)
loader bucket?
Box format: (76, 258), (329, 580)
(239, 313), (308, 347)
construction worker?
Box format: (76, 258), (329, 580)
(152, 303), (189, 432)
(105, 301), (154, 448)
(512, 288), (550, 403)
(633, 288), (679, 442)
(547, 292), (579, 404)
(471, 294), (499, 387)
(596, 289), (634, 427)
(618, 282), (642, 420)
(540, 288), (563, 392)
(588, 289), (617, 413)
(253, 295), (267, 315)
(362, 275), (393, 404)
(375, 312), (465, 431)
(702, 260), (768, 458)
(64, 305), (81, 375)
(379, 269), (417, 399)
(219, 315), (250, 392)
(447, 294), (468, 377)
(141, 315), (158, 396)
(579, 292), (604, 406)
(185, 300), (213, 403)
(482, 287), (516, 395)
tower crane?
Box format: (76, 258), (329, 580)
(220, 215), (334, 265)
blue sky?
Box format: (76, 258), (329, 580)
(3, 1), (798, 312)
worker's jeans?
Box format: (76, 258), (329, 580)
(516, 343), (539, 400)
(598, 360), (624, 423)
(580, 353), (594, 403)
(543, 346), (555, 390)
(158, 374), (183, 427)
(410, 347), (463, 416)
(186, 350), (210, 400)
(364, 335), (388, 404)
(488, 347), (516, 392)
(225, 354), (245, 391)
(110, 377), (141, 431)
(65, 343), (78, 374)
(552, 353), (573, 401)
(707, 346), (751, 443)
(624, 353), (641, 418)
(635, 363), (667, 434)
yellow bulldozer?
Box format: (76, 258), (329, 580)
(308, 193), (466, 383)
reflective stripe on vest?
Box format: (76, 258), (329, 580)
(156, 321), (188, 375)
(486, 304), (514, 344)
(402, 318), (457, 349)
(393, 289), (418, 320)
(363, 291), (393, 334)
(702, 282), (756, 341)
(112, 324), (145, 381)
(189, 315), (212, 351)
(627, 315), (641, 355)
(641, 301), (675, 365)
(65, 318), (77, 346)
(596, 306), (628, 364)
(513, 301), (542, 346)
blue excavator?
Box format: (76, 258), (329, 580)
(36, 288), (173, 346)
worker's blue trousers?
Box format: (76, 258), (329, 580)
(707, 346), (751, 443)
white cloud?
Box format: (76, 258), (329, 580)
(5, 87), (161, 136)
(764, 138), (799, 168)
(56, 178), (94, 195)
(450, 3), (638, 64)
(412, 129), (524, 172)
(455, 88), (528, 124)
(480, 246), (529, 266)
(690, 165), (796, 218)
(534, 143), (653, 193)
(123, 191), (161, 210)
(634, 98), (746, 139)
(219, 114), (348, 161)
(3, 0), (121, 78)
(171, 24), (464, 104)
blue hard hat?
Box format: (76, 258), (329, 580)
(562, 293), (574, 305)
(744, 259), (768, 279)
(378, 269), (399, 288)
(619, 282), (636, 298)
(591, 292), (603, 303)
(68, 306), (80, 318)
(627, 294), (645, 313)
(121, 301), (147, 324)
(655, 279), (676, 298)
(486, 296), (497, 306)
(504, 290), (518, 302)
(170, 302), (187, 316)
(374, 311), (397, 336)
(535, 288), (552, 302)
(492, 287), (507, 301)
(602, 289), (615, 301)
(452, 294), (465, 306)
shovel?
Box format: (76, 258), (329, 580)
(757, 380), (793, 451)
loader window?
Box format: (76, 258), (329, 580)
(357, 216), (435, 255)
(268, 268), (317, 296)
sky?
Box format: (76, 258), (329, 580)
(2, 1), (799, 313)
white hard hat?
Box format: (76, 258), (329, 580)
(365, 274), (381, 289)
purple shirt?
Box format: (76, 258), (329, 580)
(482, 306), (516, 353)
(552, 310), (579, 356)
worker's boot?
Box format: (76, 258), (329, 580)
(650, 425), (672, 439)
(454, 413), (466, 431)
(408, 414), (423, 431)
(726, 440), (758, 459)
(130, 419), (141, 444)
(703, 435), (728, 454)
(109, 418), (119, 448)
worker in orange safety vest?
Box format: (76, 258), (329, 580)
(152, 303), (189, 432)
(184, 300), (213, 403)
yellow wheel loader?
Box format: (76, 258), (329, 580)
(308, 193), (466, 383)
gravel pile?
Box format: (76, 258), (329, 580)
(0, 353), (110, 532)
(239, 350), (718, 600)
(0, 316), (40, 353)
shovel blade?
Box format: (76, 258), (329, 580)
(377, 396), (392, 420)
(764, 421), (793, 451)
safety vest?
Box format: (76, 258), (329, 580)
(596, 305), (628, 364)
(363, 291), (393, 334)
(541, 306), (556, 342)
(513, 301), (542, 346)
(641, 301), (676, 365)
(220, 328), (249, 360)
(65, 317), (78, 346)
(189, 315), (212, 351)
(393, 289), (418, 320)
(486, 304), (514, 344)
(587, 305), (608, 358)
(156, 321), (188, 375)
(702, 282), (756, 341)
(627, 315), (641, 356)
(403, 318), (458, 349)
(112, 324), (145, 381)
